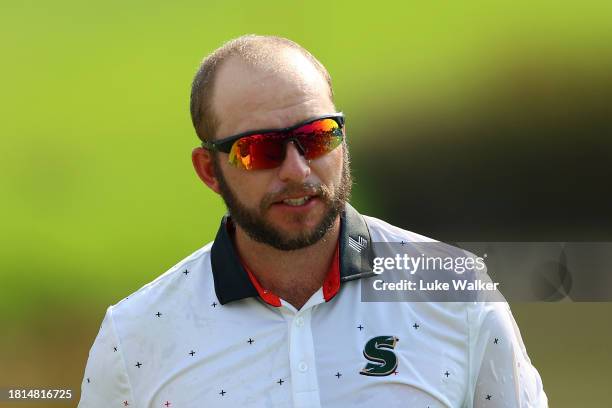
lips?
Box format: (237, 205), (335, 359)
(265, 184), (324, 209)
(281, 196), (312, 206)
(270, 192), (320, 208)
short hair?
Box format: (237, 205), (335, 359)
(190, 34), (334, 142)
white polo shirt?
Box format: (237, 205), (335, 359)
(78, 204), (547, 407)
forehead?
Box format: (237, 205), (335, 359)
(211, 50), (335, 139)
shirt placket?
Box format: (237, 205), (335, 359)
(280, 294), (324, 408)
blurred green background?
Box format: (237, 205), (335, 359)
(1, 1), (611, 406)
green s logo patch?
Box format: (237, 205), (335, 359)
(359, 335), (399, 377)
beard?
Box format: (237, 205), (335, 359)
(212, 145), (352, 251)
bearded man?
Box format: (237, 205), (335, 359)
(78, 35), (548, 408)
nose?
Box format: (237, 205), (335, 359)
(277, 141), (311, 183)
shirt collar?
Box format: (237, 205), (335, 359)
(240, 242), (340, 307)
(210, 202), (375, 305)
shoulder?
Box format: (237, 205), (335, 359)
(362, 212), (485, 262)
(108, 242), (215, 320)
(362, 213), (436, 243)
(360, 211), (498, 302)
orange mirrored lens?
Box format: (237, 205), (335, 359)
(229, 134), (285, 170)
(293, 119), (343, 160)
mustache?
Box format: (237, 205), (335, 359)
(260, 182), (332, 210)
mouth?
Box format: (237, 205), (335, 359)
(271, 193), (319, 208)
(281, 196), (313, 206)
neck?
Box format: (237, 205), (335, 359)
(233, 217), (341, 310)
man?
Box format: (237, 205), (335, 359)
(79, 35), (547, 407)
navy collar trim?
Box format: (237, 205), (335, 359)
(210, 203), (375, 305)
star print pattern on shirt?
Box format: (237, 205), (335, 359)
(78, 213), (547, 407)
(80, 295), (540, 407)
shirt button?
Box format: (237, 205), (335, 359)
(298, 362), (308, 372)
(295, 317), (304, 327)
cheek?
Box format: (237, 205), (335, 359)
(223, 165), (271, 203)
(316, 147), (344, 185)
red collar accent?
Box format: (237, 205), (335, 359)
(241, 262), (282, 307)
(240, 243), (341, 307)
(322, 244), (341, 302)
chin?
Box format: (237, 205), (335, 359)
(274, 211), (324, 230)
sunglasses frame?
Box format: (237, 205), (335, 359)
(201, 112), (345, 154)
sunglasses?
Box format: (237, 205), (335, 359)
(201, 113), (345, 170)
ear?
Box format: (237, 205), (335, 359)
(192, 147), (221, 194)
